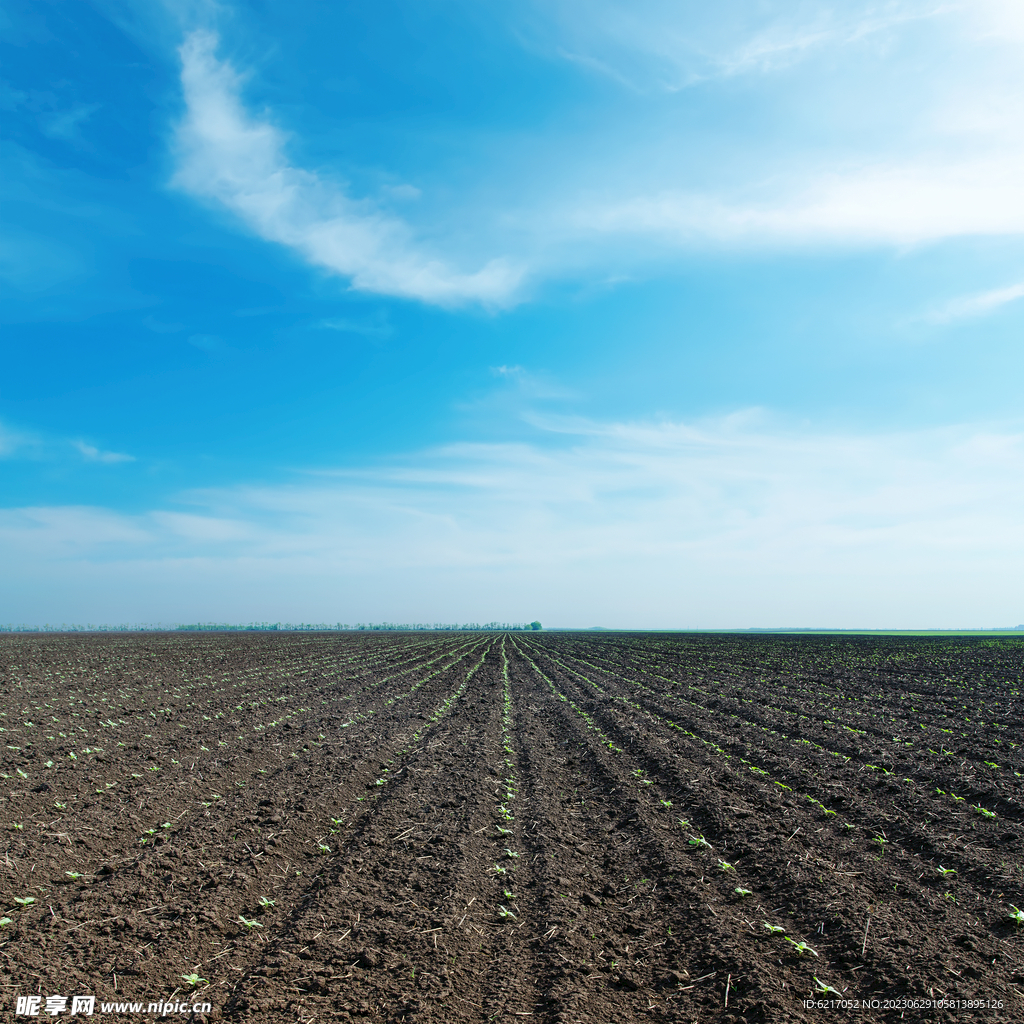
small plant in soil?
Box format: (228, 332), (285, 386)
(734, 887), (753, 896)
(973, 805), (996, 819)
(64, 871), (82, 880)
(13, 897), (35, 907)
(497, 905), (516, 919)
(688, 835), (712, 850)
(814, 977), (842, 996)
(1007, 905), (1024, 927)
(717, 859), (734, 871)
(238, 915), (263, 928)
(181, 973), (208, 986)
(258, 896), (275, 908)
(784, 938), (818, 956)
(936, 865), (956, 877)
(762, 922), (786, 935)
(0, 917), (12, 927)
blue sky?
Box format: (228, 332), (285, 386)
(2, 0), (1023, 628)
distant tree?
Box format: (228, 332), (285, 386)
(530, 621), (542, 631)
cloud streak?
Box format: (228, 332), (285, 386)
(925, 281), (1024, 323)
(172, 31), (522, 307)
(73, 441), (136, 464)
(2, 414), (1021, 627)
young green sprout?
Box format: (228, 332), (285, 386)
(717, 859), (734, 872)
(317, 843), (330, 854)
(688, 835), (712, 850)
(503, 889), (515, 900)
(13, 897), (35, 907)
(814, 977), (842, 996)
(238, 915), (263, 929)
(0, 918), (11, 927)
(181, 973), (208, 987)
(497, 905), (516, 919)
(734, 887), (753, 897)
(973, 805), (996, 819)
(659, 799), (673, 809)
(762, 922), (786, 935)
(936, 865), (956, 877)
(258, 896), (275, 908)
(1007, 905), (1024, 927)
(784, 938), (818, 957)
(64, 871), (82, 880)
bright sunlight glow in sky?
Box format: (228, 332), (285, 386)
(2, 0), (1023, 628)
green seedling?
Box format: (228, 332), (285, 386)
(0, 918), (11, 927)
(13, 897), (35, 907)
(734, 887), (753, 896)
(258, 896), (275, 908)
(54, 802), (66, 810)
(11, 823), (22, 831)
(688, 835), (712, 850)
(677, 818), (691, 829)
(497, 905), (516, 919)
(814, 977), (842, 996)
(65, 871), (82, 880)
(496, 826), (512, 836)
(1007, 905), (1024, 927)
(238, 915), (263, 929)
(316, 844), (330, 854)
(936, 865), (956, 877)
(492, 864), (507, 875)
(659, 799), (673, 809)
(181, 973), (208, 987)
(973, 805), (996, 819)
(717, 859), (734, 872)
(504, 848), (520, 859)
(503, 889), (515, 900)
(784, 938), (818, 956)
(762, 922), (786, 935)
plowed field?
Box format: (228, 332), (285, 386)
(1, 632), (1022, 1023)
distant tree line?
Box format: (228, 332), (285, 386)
(352, 622), (541, 631)
(1, 620), (543, 633)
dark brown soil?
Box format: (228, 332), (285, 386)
(0, 631), (1022, 1022)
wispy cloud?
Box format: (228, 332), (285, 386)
(571, 158), (1024, 248)
(3, 414), (1021, 626)
(315, 313), (393, 340)
(526, 0), (946, 91)
(73, 441), (135, 464)
(924, 281), (1024, 323)
(0, 421), (34, 459)
(172, 30), (523, 307)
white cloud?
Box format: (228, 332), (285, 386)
(572, 158), (1024, 248)
(518, 0), (1024, 253)
(172, 30), (523, 307)
(524, 0), (946, 90)
(0, 421), (32, 458)
(73, 441), (135, 464)
(3, 414), (1022, 627)
(925, 281), (1024, 323)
